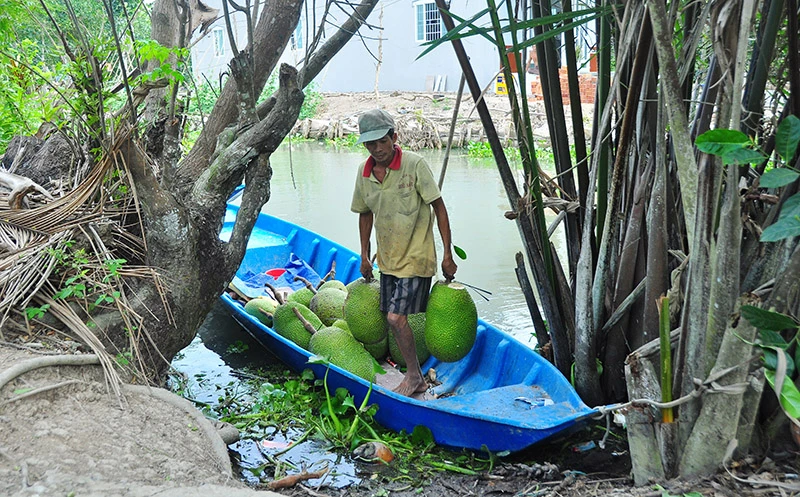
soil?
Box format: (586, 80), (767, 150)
(1, 92), (797, 497)
(292, 90), (592, 147)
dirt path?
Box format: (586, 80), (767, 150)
(0, 344), (275, 497)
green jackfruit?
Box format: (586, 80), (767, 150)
(344, 278), (388, 344)
(332, 319), (351, 333)
(362, 336), (388, 361)
(272, 302), (323, 350)
(346, 270), (380, 292)
(388, 312), (430, 367)
(318, 280), (347, 293)
(286, 287), (314, 308)
(309, 326), (377, 382)
(244, 296), (278, 327)
(309, 288), (347, 326)
(424, 281), (477, 362)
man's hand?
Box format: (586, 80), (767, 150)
(442, 254), (457, 282)
(360, 258), (374, 282)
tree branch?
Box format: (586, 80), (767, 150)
(176, 0), (303, 190)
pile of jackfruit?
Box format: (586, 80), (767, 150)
(243, 276), (478, 383)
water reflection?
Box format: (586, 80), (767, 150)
(171, 302), (362, 487)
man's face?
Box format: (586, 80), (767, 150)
(364, 133), (396, 166)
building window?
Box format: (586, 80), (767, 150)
(291, 18), (303, 50)
(212, 27), (224, 57)
(414, 1), (442, 42)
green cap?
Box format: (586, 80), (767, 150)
(356, 109), (395, 144)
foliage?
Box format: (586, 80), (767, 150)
(38, 241), (125, 315)
(170, 361), (500, 483)
(740, 306), (800, 421)
(181, 75), (323, 152)
(0, 41), (65, 153)
(466, 140), (522, 163)
(324, 133), (360, 149)
(696, 116), (800, 242)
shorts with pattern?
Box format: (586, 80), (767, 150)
(379, 274), (432, 315)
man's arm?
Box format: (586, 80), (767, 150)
(431, 197), (457, 281)
(358, 211), (375, 280)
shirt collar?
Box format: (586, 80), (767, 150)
(362, 145), (402, 177)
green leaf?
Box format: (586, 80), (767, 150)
(371, 357), (387, 375)
(741, 305), (799, 331)
(416, 7), (494, 60)
(453, 245), (467, 260)
(760, 216), (800, 242)
(722, 147), (765, 165)
(765, 369), (800, 419)
(778, 193), (800, 221)
(763, 348), (795, 378)
(410, 425), (435, 446)
(759, 329), (789, 348)
(307, 354), (330, 365)
(775, 115), (800, 162)
(342, 396), (357, 410)
(695, 129), (750, 157)
(795, 344), (800, 374)
(760, 168), (800, 188)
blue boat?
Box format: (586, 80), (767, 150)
(219, 193), (597, 453)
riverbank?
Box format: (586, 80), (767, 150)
(294, 91), (593, 149)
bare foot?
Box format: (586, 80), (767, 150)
(392, 374), (428, 397)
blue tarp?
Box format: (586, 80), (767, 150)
(236, 253), (322, 297)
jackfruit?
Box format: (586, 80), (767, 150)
(344, 278), (388, 344)
(362, 336), (388, 360)
(309, 325), (377, 382)
(346, 270), (380, 292)
(387, 312), (430, 367)
(318, 280), (347, 293)
(309, 288), (347, 326)
(286, 287), (315, 308)
(332, 319), (351, 333)
(272, 301), (323, 350)
(424, 281), (478, 362)
(243, 296), (278, 327)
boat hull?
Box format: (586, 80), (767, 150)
(219, 199), (597, 452)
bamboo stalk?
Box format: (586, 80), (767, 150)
(658, 296), (674, 423)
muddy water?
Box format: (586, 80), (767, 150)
(171, 141), (563, 484)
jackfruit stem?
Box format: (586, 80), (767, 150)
(317, 261), (338, 289)
(293, 306), (318, 334)
(293, 275), (317, 293)
(264, 282), (285, 305)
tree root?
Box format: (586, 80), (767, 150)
(268, 467), (329, 489)
(122, 384), (233, 478)
(0, 354), (100, 395)
(0, 379), (84, 406)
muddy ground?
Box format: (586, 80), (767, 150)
(1, 92), (798, 496)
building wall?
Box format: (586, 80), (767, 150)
(191, 1), (503, 94)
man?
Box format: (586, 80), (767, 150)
(350, 109), (457, 397)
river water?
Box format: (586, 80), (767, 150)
(170, 141), (561, 483)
